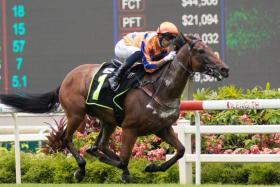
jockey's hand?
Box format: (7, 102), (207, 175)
(163, 51), (176, 62)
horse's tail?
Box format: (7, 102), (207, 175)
(0, 86), (60, 113)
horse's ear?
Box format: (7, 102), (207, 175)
(180, 32), (192, 44)
(172, 33), (186, 51)
(180, 32), (186, 41)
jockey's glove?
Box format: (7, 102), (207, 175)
(163, 51), (177, 62)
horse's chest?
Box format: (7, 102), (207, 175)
(157, 108), (179, 120)
(146, 102), (180, 125)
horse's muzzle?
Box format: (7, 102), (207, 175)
(220, 67), (229, 78)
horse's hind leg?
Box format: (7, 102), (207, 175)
(145, 126), (185, 172)
(118, 128), (137, 183)
(63, 115), (86, 182)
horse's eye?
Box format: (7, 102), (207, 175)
(198, 49), (205, 54)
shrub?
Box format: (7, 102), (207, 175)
(183, 83), (280, 154)
(0, 148), (16, 183)
(246, 164), (280, 184)
(2, 149), (280, 184)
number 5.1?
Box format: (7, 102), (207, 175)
(11, 75), (27, 88)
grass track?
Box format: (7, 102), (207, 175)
(1, 185), (280, 187)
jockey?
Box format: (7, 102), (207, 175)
(108, 21), (179, 91)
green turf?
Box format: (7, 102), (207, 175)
(1, 185), (280, 187)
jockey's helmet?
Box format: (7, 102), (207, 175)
(157, 21), (179, 41)
(157, 22), (179, 48)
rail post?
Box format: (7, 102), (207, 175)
(194, 111), (201, 185)
(177, 119), (192, 184)
(12, 113), (21, 184)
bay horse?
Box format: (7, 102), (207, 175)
(0, 34), (229, 183)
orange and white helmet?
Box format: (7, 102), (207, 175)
(157, 21), (179, 35)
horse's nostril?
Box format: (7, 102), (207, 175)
(221, 67), (229, 72)
(220, 67), (229, 77)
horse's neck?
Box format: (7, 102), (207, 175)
(152, 46), (191, 102)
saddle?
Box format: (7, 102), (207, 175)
(86, 59), (146, 123)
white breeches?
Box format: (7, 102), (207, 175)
(114, 39), (140, 60)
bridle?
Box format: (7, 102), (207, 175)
(176, 39), (201, 76)
(141, 36), (221, 108)
(141, 39), (200, 109)
(176, 38), (221, 79)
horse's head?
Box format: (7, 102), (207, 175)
(175, 34), (229, 81)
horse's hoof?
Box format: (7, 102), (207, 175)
(120, 174), (132, 183)
(74, 169), (85, 182)
(145, 163), (159, 172)
(86, 146), (98, 155)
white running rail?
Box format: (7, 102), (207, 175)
(168, 99), (280, 185)
(1, 99), (280, 184)
(0, 104), (64, 184)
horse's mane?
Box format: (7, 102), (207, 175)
(142, 33), (197, 83)
(172, 33), (198, 52)
(173, 35), (186, 51)
(142, 35), (188, 82)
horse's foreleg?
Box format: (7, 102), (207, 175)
(63, 116), (86, 182)
(97, 123), (120, 161)
(87, 123), (120, 163)
(86, 124), (103, 154)
(88, 124), (137, 183)
(145, 126), (185, 172)
(89, 127), (137, 183)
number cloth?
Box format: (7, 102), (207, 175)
(86, 61), (145, 122)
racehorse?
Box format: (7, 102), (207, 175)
(0, 34), (229, 183)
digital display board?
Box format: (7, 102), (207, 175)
(0, 0), (279, 94)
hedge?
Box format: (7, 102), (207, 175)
(1, 148), (280, 184)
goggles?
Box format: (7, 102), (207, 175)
(161, 33), (177, 41)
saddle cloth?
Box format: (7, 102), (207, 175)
(86, 60), (145, 123)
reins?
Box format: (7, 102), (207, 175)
(177, 39), (201, 76)
(140, 61), (173, 109)
(140, 37), (198, 109)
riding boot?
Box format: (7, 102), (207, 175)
(108, 62), (132, 91)
(109, 51), (143, 92)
